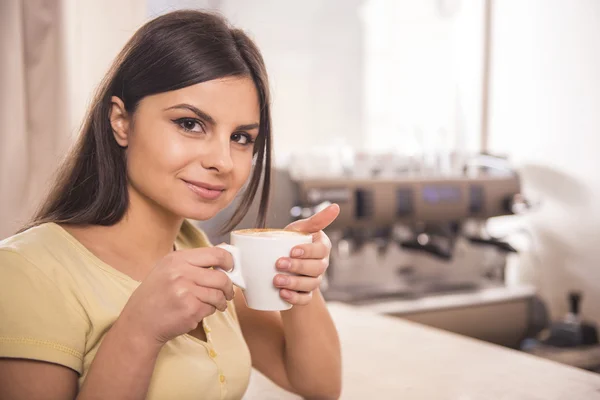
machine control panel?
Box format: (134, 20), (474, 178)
(295, 175), (520, 229)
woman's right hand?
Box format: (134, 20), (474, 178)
(117, 247), (235, 347)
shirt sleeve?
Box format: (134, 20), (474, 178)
(0, 250), (88, 374)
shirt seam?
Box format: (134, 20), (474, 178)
(0, 249), (90, 324)
(0, 336), (83, 359)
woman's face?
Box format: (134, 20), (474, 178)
(111, 76), (260, 221)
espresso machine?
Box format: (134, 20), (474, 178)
(197, 156), (546, 347)
(292, 173), (523, 302)
(295, 165), (548, 347)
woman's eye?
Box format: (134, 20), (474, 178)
(231, 132), (254, 146)
(174, 118), (203, 133)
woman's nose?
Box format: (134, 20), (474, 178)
(201, 135), (234, 173)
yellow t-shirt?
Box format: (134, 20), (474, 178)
(0, 222), (252, 400)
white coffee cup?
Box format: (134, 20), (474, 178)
(216, 228), (313, 311)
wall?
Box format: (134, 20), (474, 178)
(63, 0), (147, 135)
(488, 0), (600, 324)
(362, 0), (485, 154)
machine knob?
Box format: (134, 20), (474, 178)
(569, 291), (582, 316)
(504, 193), (531, 214)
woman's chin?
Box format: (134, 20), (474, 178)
(179, 207), (223, 222)
(171, 197), (233, 222)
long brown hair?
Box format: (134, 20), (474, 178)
(26, 10), (271, 233)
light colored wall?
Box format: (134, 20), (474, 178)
(63, 0), (147, 135)
(488, 0), (600, 324)
(362, 0), (484, 154)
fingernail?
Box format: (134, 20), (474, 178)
(275, 276), (290, 286)
(277, 259), (291, 270)
(291, 248), (304, 257)
(280, 289), (292, 299)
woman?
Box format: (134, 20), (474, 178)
(0, 10), (341, 400)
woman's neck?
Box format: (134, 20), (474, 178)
(64, 186), (184, 281)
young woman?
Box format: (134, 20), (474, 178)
(0, 10), (341, 400)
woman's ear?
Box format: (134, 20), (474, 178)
(110, 96), (130, 147)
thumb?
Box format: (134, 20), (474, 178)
(286, 203), (340, 233)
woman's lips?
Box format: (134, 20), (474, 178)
(183, 180), (225, 200)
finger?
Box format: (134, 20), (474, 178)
(276, 258), (328, 277)
(274, 274), (322, 292)
(313, 230), (332, 246)
(287, 241), (329, 260)
(189, 304), (216, 325)
(285, 203), (340, 233)
(178, 247), (234, 272)
(192, 286), (228, 312)
(280, 289), (313, 306)
(182, 266), (235, 301)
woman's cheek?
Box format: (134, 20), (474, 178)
(160, 134), (196, 169)
(234, 151), (254, 182)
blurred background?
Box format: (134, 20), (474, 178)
(2, 0), (600, 381)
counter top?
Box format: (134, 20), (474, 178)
(354, 285), (537, 315)
(244, 302), (600, 399)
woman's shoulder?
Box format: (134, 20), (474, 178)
(176, 220), (213, 250)
(0, 223), (89, 374)
(0, 222), (80, 281)
(0, 223), (62, 260)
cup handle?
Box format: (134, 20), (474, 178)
(216, 244), (246, 290)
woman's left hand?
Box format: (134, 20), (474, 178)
(274, 203), (340, 306)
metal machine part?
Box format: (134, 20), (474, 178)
(293, 174), (524, 297)
(294, 175), (523, 228)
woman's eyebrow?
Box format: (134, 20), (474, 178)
(236, 123), (259, 131)
(164, 104), (216, 125)
(165, 103), (259, 131)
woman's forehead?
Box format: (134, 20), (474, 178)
(141, 76), (260, 124)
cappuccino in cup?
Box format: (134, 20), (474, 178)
(235, 229), (306, 238)
(217, 229), (312, 311)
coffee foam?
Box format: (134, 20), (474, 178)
(234, 228), (308, 237)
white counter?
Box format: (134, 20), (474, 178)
(354, 285), (536, 315)
(245, 302), (600, 400)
